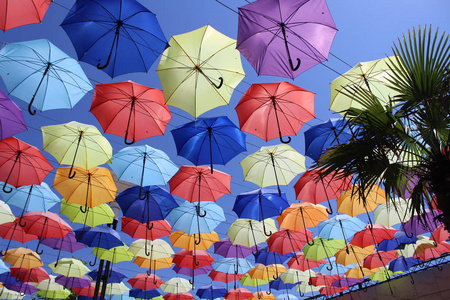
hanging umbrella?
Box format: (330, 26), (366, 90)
(173, 265), (213, 277)
(250, 291), (276, 300)
(92, 246), (134, 263)
(2, 248), (43, 269)
(37, 288), (71, 299)
(48, 258), (90, 278)
(268, 229), (312, 256)
(129, 239), (174, 259)
(240, 144), (306, 196)
(61, 0), (168, 77)
(39, 231), (87, 264)
(53, 166), (117, 212)
(0, 90), (27, 139)
(169, 166), (231, 217)
(0, 200), (15, 225)
(72, 283), (97, 297)
(3, 282), (38, 294)
(54, 274), (91, 289)
(388, 256), (421, 273)
(0, 221), (38, 254)
(169, 231), (220, 251)
(374, 197), (413, 230)
(110, 144), (178, 199)
(227, 218), (278, 248)
(212, 257), (254, 276)
(254, 247), (291, 266)
(402, 209), (443, 236)
(431, 225), (450, 243)
(303, 237), (345, 270)
(116, 185), (178, 226)
(304, 118), (352, 162)
(60, 199), (114, 228)
(350, 224), (397, 248)
(236, 0), (337, 79)
(318, 214), (365, 252)
(30, 274), (65, 291)
(239, 274), (269, 287)
(214, 237), (256, 259)
(330, 56), (399, 114)
(196, 284), (228, 300)
(173, 249), (214, 269)
(172, 117), (246, 173)
(163, 292), (194, 300)
(10, 266), (49, 283)
(248, 264), (287, 281)
(160, 277), (192, 294)
(157, 25), (245, 118)
(287, 253), (325, 271)
(0, 137), (53, 193)
(0, 287), (24, 299)
(128, 273), (164, 290)
(133, 256), (173, 271)
(102, 282), (130, 295)
(129, 288), (162, 299)
(209, 271), (244, 285)
(334, 244), (374, 266)
(0, 38), (91, 114)
(90, 81), (172, 144)
(236, 81), (314, 143)
(225, 287), (253, 300)
(233, 188), (289, 236)
(121, 217), (171, 241)
(42, 121), (112, 178)
(363, 250), (398, 270)
(88, 267), (126, 284)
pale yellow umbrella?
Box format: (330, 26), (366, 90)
(129, 239), (174, 259)
(227, 218), (278, 248)
(0, 200), (15, 225)
(374, 197), (413, 227)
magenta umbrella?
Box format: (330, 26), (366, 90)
(0, 90), (27, 140)
(237, 0), (337, 79)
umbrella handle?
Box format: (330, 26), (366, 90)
(89, 255), (98, 266)
(147, 222), (154, 230)
(28, 102), (36, 115)
(196, 205), (207, 218)
(124, 135), (135, 145)
(80, 205), (88, 213)
(68, 165), (77, 179)
(213, 77), (223, 89)
(146, 269), (152, 276)
(279, 135), (291, 144)
(139, 188), (148, 200)
(280, 23), (301, 71)
(189, 278), (195, 288)
(404, 231), (414, 238)
(18, 215), (27, 227)
(326, 202), (334, 214)
(2, 181), (12, 193)
(289, 58), (301, 71)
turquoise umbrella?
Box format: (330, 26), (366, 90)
(0, 39), (92, 115)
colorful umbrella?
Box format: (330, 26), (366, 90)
(39, 231), (87, 263)
(334, 244), (374, 266)
(61, 0), (168, 77)
(212, 257), (254, 276)
(214, 237), (256, 259)
(240, 144), (306, 195)
(129, 239), (174, 259)
(42, 121), (112, 177)
(88, 267), (126, 284)
(160, 277), (192, 294)
(171, 117), (246, 173)
(0, 200), (15, 225)
(254, 247), (291, 266)
(227, 218), (278, 248)
(169, 231), (220, 251)
(236, 81), (314, 143)
(121, 217), (172, 241)
(0, 287), (24, 299)
(55, 274), (91, 289)
(173, 265), (213, 277)
(157, 25), (245, 118)
(196, 284), (227, 300)
(236, 0), (337, 79)
(90, 81), (171, 144)
(48, 258), (90, 278)
(287, 253), (326, 271)
(350, 224), (397, 248)
(363, 250), (398, 269)
(303, 237), (345, 270)
(0, 90), (27, 139)
(92, 246), (134, 263)
(268, 229), (312, 255)
(0, 39), (92, 115)
(317, 214), (365, 251)
(0, 137), (53, 193)
(37, 289), (71, 299)
(374, 197), (413, 227)
(128, 273), (164, 290)
(402, 209), (443, 236)
(163, 292), (194, 300)
(133, 256), (173, 271)
(0, 221), (37, 253)
(0, 0), (51, 31)
(224, 287), (253, 300)
(10, 266), (49, 283)
(60, 199), (114, 228)
(248, 264), (287, 281)
(53, 166), (117, 212)
(2, 248), (43, 269)
(129, 288), (162, 299)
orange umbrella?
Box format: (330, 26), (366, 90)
(53, 166), (117, 212)
(335, 244), (374, 266)
(248, 263), (287, 280)
(133, 256), (173, 271)
(169, 231), (220, 251)
(2, 247), (43, 269)
(277, 202), (328, 245)
(249, 291), (275, 300)
(345, 266), (377, 279)
(336, 185), (386, 219)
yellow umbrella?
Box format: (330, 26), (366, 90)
(41, 121), (112, 177)
(250, 291), (276, 300)
(239, 274), (270, 287)
(345, 265), (378, 279)
(227, 218), (278, 248)
(2, 247), (42, 269)
(53, 166), (117, 212)
(60, 199), (114, 227)
(92, 246), (134, 263)
(48, 258), (90, 278)
(157, 25), (245, 118)
(240, 144), (305, 196)
(336, 185), (386, 217)
(169, 231), (220, 251)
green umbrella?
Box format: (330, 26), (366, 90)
(303, 237), (345, 271)
(60, 199), (114, 227)
(93, 246), (134, 263)
(280, 269), (315, 284)
(239, 274), (270, 287)
(37, 288), (71, 299)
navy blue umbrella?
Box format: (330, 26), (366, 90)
(129, 288), (161, 299)
(233, 188), (289, 236)
(171, 116), (246, 173)
(61, 0), (168, 77)
(196, 284), (227, 300)
(254, 247), (292, 265)
(88, 267), (127, 283)
(378, 231), (418, 252)
(304, 118), (352, 161)
(269, 277), (296, 291)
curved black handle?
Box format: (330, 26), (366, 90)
(124, 136), (135, 145)
(2, 182), (12, 193)
(213, 77), (223, 89)
(198, 209), (207, 217)
(68, 166), (76, 179)
(18, 216), (27, 228)
(279, 136), (291, 144)
(289, 58), (301, 71)
(97, 52), (113, 70)
(28, 102), (36, 116)
(139, 188), (148, 200)
(80, 205), (88, 213)
(326, 206), (333, 214)
(146, 269), (152, 276)
(147, 222), (154, 230)
(89, 255), (98, 266)
(405, 231), (415, 238)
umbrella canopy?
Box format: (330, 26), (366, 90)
(0, 0), (51, 31)
(236, 0), (337, 79)
(48, 258), (90, 278)
(402, 209), (443, 236)
(92, 246), (134, 263)
(3, 248), (43, 269)
(0, 39), (92, 115)
(10, 266), (49, 283)
(0, 200), (15, 224)
(350, 224), (397, 248)
(128, 273), (164, 290)
(39, 231), (87, 260)
(20, 211), (72, 239)
(225, 287), (253, 300)
(336, 185), (387, 218)
(173, 265), (213, 277)
(268, 229), (312, 255)
(0, 287), (24, 299)
(0, 221), (38, 251)
(254, 247), (291, 266)
(129, 239), (174, 259)
(55, 274), (91, 289)
(240, 144), (306, 195)
(212, 257), (254, 275)
(374, 197), (413, 227)
(90, 81), (171, 144)
(121, 217), (172, 241)
(160, 277), (192, 293)
(0, 137), (53, 193)
(236, 81), (314, 143)
(330, 56), (399, 114)
(0, 90), (27, 139)
(227, 218), (278, 248)
(248, 264), (287, 280)
(61, 0), (168, 77)
(334, 244), (374, 266)
(363, 250), (398, 269)
(37, 289), (71, 299)
(304, 118), (352, 162)
(172, 117), (246, 173)
(287, 253), (326, 271)
(42, 121), (112, 175)
(318, 214), (366, 243)
(196, 284), (228, 300)
(133, 256), (173, 270)
(60, 199), (114, 227)
(169, 231), (220, 251)
(214, 237), (256, 259)
(157, 25), (245, 118)
(173, 249), (214, 269)
(88, 267), (126, 284)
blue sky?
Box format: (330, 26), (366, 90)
(0, 0), (449, 299)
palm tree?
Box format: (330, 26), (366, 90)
(315, 26), (450, 231)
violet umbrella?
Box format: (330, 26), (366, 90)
(55, 274), (92, 289)
(402, 209), (443, 236)
(39, 231), (87, 264)
(173, 265), (213, 277)
(237, 0), (337, 79)
(0, 90), (27, 140)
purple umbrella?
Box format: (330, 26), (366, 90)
(172, 265), (213, 276)
(88, 267), (127, 284)
(0, 89), (27, 140)
(55, 274), (92, 288)
(402, 209), (443, 236)
(3, 282), (38, 294)
(331, 277), (364, 288)
(213, 237), (257, 258)
(237, 0), (337, 79)
(39, 231), (87, 262)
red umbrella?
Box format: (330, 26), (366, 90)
(225, 287), (253, 300)
(0, 221), (37, 253)
(363, 250), (398, 269)
(294, 169), (352, 214)
(235, 81), (314, 143)
(163, 293), (195, 300)
(267, 229), (312, 255)
(10, 266), (49, 282)
(90, 81), (172, 145)
(431, 225), (450, 243)
(0, 137), (53, 193)
(309, 273), (340, 286)
(287, 253), (326, 271)
(72, 283), (97, 297)
(121, 217), (172, 240)
(173, 249), (214, 269)
(209, 271), (244, 283)
(319, 286), (346, 296)
(0, 0), (52, 31)
(128, 273), (164, 290)
(350, 224), (397, 248)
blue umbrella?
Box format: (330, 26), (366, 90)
(304, 118), (352, 161)
(233, 188), (289, 236)
(129, 288), (161, 299)
(196, 284), (227, 300)
(388, 256), (421, 272)
(269, 277), (296, 291)
(212, 257), (253, 274)
(61, 0), (168, 78)
(378, 231), (418, 252)
(254, 247), (292, 265)
(111, 144), (179, 199)
(0, 39), (92, 115)
(0, 182), (60, 227)
(318, 214), (365, 253)
(88, 267), (127, 284)
(171, 116), (246, 173)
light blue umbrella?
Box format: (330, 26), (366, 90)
(0, 182), (60, 226)
(318, 215), (365, 246)
(0, 260), (9, 274)
(0, 39), (92, 115)
(212, 257), (254, 274)
(167, 201), (225, 235)
(110, 145), (179, 199)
